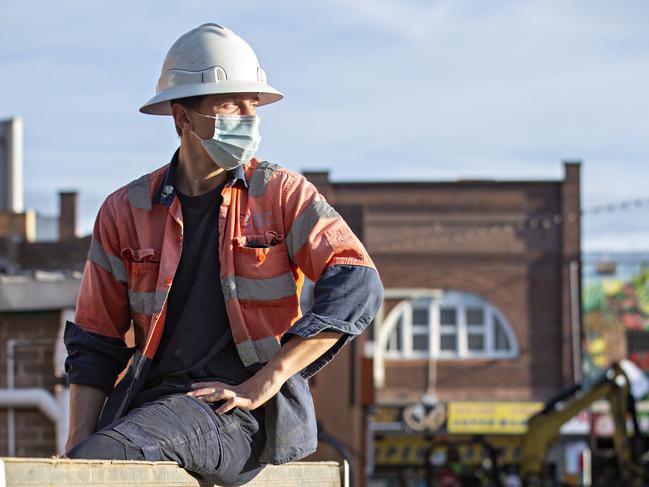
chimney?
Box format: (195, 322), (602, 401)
(59, 191), (78, 241)
(0, 117), (24, 213)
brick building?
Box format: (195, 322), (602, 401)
(304, 162), (582, 485)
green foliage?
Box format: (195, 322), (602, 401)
(583, 284), (604, 314)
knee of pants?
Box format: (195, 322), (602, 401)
(67, 431), (142, 460)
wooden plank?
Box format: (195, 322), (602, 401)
(0, 458), (342, 487)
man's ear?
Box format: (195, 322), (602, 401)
(171, 103), (192, 134)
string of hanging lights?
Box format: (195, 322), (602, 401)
(370, 197), (649, 252)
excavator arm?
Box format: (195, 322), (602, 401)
(519, 363), (645, 487)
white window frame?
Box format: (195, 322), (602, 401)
(380, 290), (518, 360)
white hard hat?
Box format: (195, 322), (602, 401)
(140, 23), (283, 115)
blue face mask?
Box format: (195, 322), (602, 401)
(191, 112), (261, 170)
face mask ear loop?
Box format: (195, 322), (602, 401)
(189, 108), (217, 121)
(188, 109), (219, 142)
(175, 105), (199, 140)
(189, 129), (204, 142)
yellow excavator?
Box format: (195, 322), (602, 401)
(519, 360), (649, 486)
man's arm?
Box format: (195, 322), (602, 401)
(188, 265), (382, 412)
(188, 331), (340, 413)
(190, 170), (384, 412)
(65, 384), (106, 451)
(64, 198), (134, 450)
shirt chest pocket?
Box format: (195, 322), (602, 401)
(233, 234), (291, 280)
(123, 247), (161, 293)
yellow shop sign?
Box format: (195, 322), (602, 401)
(447, 401), (543, 434)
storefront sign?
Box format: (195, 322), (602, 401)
(374, 436), (431, 465)
(402, 403), (447, 432)
(374, 436), (521, 466)
(372, 403), (447, 433)
(447, 401), (543, 434)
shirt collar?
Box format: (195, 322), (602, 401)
(154, 148), (249, 207)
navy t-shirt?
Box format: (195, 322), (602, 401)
(131, 182), (262, 430)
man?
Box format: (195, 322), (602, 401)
(64, 23), (383, 486)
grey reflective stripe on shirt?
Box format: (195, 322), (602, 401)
(221, 273), (296, 301)
(236, 337), (281, 366)
(88, 238), (128, 284)
(248, 161), (280, 198)
(128, 290), (166, 315)
(286, 200), (339, 261)
(127, 173), (152, 211)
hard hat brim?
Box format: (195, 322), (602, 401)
(139, 80), (284, 115)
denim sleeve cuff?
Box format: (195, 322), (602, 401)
(280, 265), (384, 379)
(281, 312), (372, 379)
(64, 320), (136, 395)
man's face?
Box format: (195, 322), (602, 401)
(189, 92), (260, 140)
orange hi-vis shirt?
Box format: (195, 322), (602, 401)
(68, 152), (384, 463)
(77, 155), (377, 374)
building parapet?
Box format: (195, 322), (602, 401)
(0, 272), (82, 311)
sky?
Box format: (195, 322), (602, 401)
(0, 0), (647, 251)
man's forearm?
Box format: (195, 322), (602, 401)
(188, 331), (341, 412)
(65, 383), (106, 452)
(264, 331), (341, 383)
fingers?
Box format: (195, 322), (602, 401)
(186, 380), (254, 413)
(216, 396), (253, 414)
(188, 386), (223, 397)
(188, 381), (231, 398)
(187, 385), (237, 402)
(216, 398), (238, 414)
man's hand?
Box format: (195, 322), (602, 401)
(187, 331), (341, 414)
(188, 367), (285, 414)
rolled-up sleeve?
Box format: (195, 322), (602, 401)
(281, 264), (384, 379)
(279, 171), (384, 378)
(64, 320), (135, 395)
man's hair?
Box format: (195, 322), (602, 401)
(170, 95), (206, 136)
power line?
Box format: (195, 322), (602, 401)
(369, 197), (649, 252)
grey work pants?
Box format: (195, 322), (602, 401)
(67, 392), (266, 486)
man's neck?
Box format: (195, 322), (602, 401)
(176, 138), (229, 196)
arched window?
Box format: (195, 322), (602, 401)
(384, 290), (518, 359)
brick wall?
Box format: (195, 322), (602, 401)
(18, 236), (90, 272)
(0, 212), (33, 241)
(307, 342), (367, 484)
(325, 176), (576, 404)
(0, 311), (60, 457)
(373, 253), (563, 402)
(560, 162), (582, 385)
